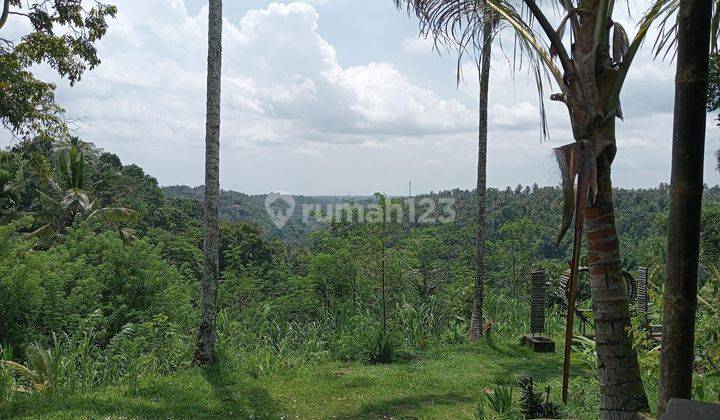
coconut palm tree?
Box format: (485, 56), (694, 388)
(659, 0), (714, 414)
(393, 0), (720, 416)
(396, 1), (498, 341)
(194, 0), (223, 366)
(29, 137), (136, 245)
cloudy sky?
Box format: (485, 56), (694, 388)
(3, 0), (719, 195)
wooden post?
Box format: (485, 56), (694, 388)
(530, 269), (547, 335)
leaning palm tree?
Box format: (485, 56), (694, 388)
(396, 1), (498, 341)
(393, 0), (718, 416)
(194, 0), (223, 366)
(659, 0), (714, 414)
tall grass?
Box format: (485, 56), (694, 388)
(0, 291), (596, 405)
(0, 312), (193, 401)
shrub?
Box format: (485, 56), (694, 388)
(366, 328), (398, 364)
(518, 375), (561, 419)
(0, 225), (195, 350)
(397, 295), (441, 350)
(441, 319), (467, 345)
(331, 313), (400, 364)
(475, 385), (520, 419)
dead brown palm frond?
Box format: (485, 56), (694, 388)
(1, 342), (53, 393)
(612, 22), (630, 64)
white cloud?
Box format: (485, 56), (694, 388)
(490, 102), (540, 128)
(61, 2), (474, 148)
(3, 0), (717, 193)
(17, 0), (478, 191)
(401, 36), (435, 54)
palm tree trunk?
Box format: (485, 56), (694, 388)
(586, 151), (650, 418)
(469, 19), (493, 341)
(658, 0), (712, 412)
(194, 0), (223, 366)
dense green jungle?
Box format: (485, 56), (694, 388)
(1, 138), (719, 418)
(2, 0), (720, 418)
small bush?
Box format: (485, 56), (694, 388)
(519, 375), (561, 419)
(441, 319), (467, 345)
(366, 328), (398, 364)
(475, 385), (520, 419)
(330, 314), (400, 364)
(397, 295), (441, 350)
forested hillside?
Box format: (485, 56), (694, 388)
(2, 0), (720, 416)
(2, 138), (720, 417)
(164, 182), (720, 277)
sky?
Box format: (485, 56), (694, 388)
(3, 0), (719, 195)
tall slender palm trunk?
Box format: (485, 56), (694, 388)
(195, 0), (223, 366)
(469, 19), (493, 341)
(585, 150), (650, 418)
(659, 0), (712, 412)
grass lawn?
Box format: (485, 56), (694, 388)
(1, 340), (597, 419)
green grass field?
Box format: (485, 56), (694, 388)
(1, 340), (604, 419)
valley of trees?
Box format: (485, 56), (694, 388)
(1, 0), (720, 419)
(2, 136), (720, 417)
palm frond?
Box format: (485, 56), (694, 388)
(55, 137), (93, 192)
(396, 0), (490, 58)
(26, 343), (51, 379)
(594, 0), (611, 48)
(86, 206), (138, 224)
(1, 343), (53, 392)
(0, 169), (18, 204)
(398, 0), (567, 138)
(25, 223), (56, 241)
(0, 360), (38, 382)
(487, 0), (565, 87)
(641, 0), (720, 60)
(0, 169), (11, 188)
(61, 188), (93, 213)
(604, 0), (675, 114)
(120, 227), (138, 244)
